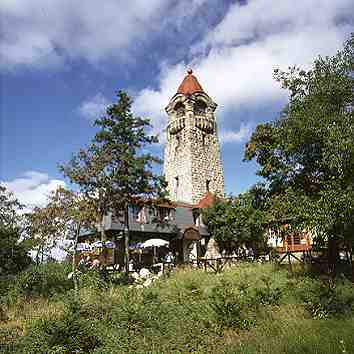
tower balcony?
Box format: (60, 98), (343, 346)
(168, 118), (186, 135)
(194, 116), (215, 133)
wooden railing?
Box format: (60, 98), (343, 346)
(275, 244), (312, 253)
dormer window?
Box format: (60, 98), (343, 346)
(194, 100), (207, 115)
(174, 102), (185, 118)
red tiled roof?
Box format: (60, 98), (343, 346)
(195, 192), (215, 209)
(177, 69), (204, 96)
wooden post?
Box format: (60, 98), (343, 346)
(124, 204), (130, 273)
(288, 252), (293, 273)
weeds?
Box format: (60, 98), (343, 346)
(1, 262), (354, 354)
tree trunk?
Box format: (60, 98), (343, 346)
(328, 235), (339, 276)
(124, 204), (130, 273)
(100, 216), (107, 266)
(72, 223), (81, 296)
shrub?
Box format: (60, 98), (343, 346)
(8, 262), (72, 302)
(209, 279), (255, 330)
(16, 297), (101, 354)
(79, 269), (108, 291)
(296, 277), (354, 319)
(252, 275), (283, 306)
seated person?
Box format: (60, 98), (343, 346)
(164, 251), (174, 264)
(90, 257), (101, 269)
(78, 255), (92, 270)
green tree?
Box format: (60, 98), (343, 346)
(48, 187), (96, 294)
(0, 185), (32, 276)
(203, 189), (266, 254)
(60, 91), (166, 271)
(25, 202), (64, 264)
(244, 35), (354, 273)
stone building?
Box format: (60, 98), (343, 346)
(164, 69), (224, 204)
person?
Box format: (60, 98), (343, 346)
(85, 255), (92, 268)
(90, 257), (101, 269)
(248, 247), (255, 261)
(165, 251), (174, 264)
(78, 255), (91, 270)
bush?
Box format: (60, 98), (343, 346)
(0, 325), (21, 353)
(17, 312), (101, 354)
(295, 277), (354, 319)
(210, 279), (255, 330)
(252, 275), (283, 306)
(79, 269), (108, 291)
(7, 262), (72, 302)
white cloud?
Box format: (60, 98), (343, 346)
(220, 123), (253, 144)
(133, 0), (353, 141)
(133, 63), (186, 140)
(2, 171), (66, 210)
(78, 93), (110, 121)
(0, 0), (167, 68)
(0, 0), (215, 69)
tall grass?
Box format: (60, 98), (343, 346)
(1, 262), (353, 353)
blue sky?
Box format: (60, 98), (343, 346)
(1, 0), (353, 208)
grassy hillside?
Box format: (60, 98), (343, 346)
(1, 263), (354, 353)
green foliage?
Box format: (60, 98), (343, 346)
(253, 275), (283, 306)
(79, 269), (108, 291)
(295, 277), (354, 319)
(244, 34), (354, 267)
(17, 310), (101, 354)
(59, 90), (167, 226)
(0, 186), (32, 276)
(3, 263), (354, 353)
(210, 279), (255, 329)
(203, 190), (267, 251)
(0, 227), (32, 276)
(8, 262), (72, 301)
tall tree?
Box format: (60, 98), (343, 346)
(60, 91), (166, 271)
(46, 187), (96, 294)
(25, 202), (64, 264)
(203, 189), (266, 254)
(244, 34), (354, 273)
(0, 185), (32, 275)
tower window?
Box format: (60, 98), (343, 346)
(175, 176), (179, 199)
(202, 134), (206, 146)
(194, 100), (207, 115)
(206, 180), (210, 192)
(174, 102), (185, 118)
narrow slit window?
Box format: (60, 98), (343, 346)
(206, 180), (210, 192)
(175, 176), (179, 199)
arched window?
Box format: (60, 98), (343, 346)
(174, 102), (185, 117)
(194, 100), (207, 115)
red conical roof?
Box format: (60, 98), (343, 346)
(177, 69), (204, 95)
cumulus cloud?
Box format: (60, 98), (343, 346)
(133, 0), (353, 140)
(220, 123), (253, 144)
(0, 0), (168, 68)
(0, 0), (219, 69)
(2, 171), (66, 211)
(78, 93), (110, 121)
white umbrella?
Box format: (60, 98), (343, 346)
(92, 241), (103, 248)
(142, 238), (169, 248)
(76, 243), (91, 251)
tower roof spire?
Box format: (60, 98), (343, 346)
(176, 69), (205, 96)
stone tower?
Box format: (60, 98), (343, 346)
(163, 69), (224, 204)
